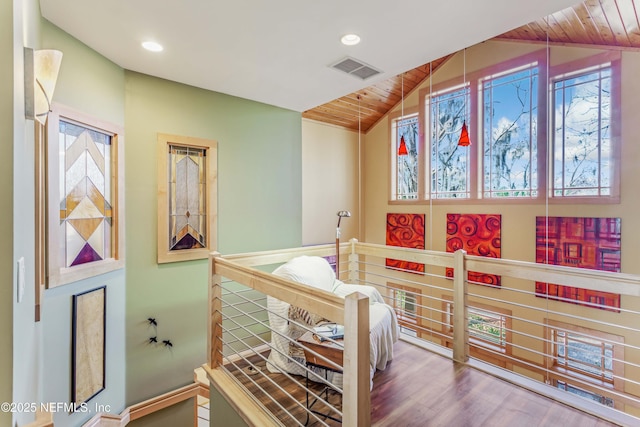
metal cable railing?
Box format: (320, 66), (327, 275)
(217, 282), (344, 426)
(347, 241), (640, 422)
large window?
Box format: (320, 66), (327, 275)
(402, 49), (620, 204)
(391, 112), (419, 200)
(482, 64), (538, 198)
(429, 85), (470, 199)
(552, 63), (612, 197)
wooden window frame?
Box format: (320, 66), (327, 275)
(46, 104), (125, 288)
(548, 51), (622, 204)
(442, 297), (512, 363)
(544, 319), (625, 409)
(389, 107), (421, 202)
(388, 282), (423, 333)
(157, 133), (218, 264)
(481, 62), (540, 199)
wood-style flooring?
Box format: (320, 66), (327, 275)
(226, 340), (619, 427)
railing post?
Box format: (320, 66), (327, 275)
(209, 252), (223, 369)
(343, 292), (370, 427)
(348, 238), (359, 284)
(453, 249), (469, 363)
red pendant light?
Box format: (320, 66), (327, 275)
(398, 135), (408, 155)
(458, 48), (471, 147)
(458, 121), (470, 147)
(397, 72), (409, 156)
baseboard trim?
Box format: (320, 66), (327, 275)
(81, 381), (209, 427)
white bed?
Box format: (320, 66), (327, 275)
(265, 256), (399, 389)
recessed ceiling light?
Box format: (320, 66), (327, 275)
(142, 41), (163, 52)
(341, 34), (361, 46)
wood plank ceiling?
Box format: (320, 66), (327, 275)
(302, 0), (640, 133)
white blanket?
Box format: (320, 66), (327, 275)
(265, 256), (399, 390)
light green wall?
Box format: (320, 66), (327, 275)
(37, 20), (127, 427)
(128, 399), (195, 427)
(10, 4), (302, 426)
(124, 70), (302, 417)
(210, 389), (249, 427)
(1, 1), (15, 426)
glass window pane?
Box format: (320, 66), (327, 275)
(169, 145), (207, 250)
(483, 66), (538, 198)
(59, 120), (112, 267)
(396, 115), (419, 200)
(430, 86), (470, 199)
(553, 66), (611, 196)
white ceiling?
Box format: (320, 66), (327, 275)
(40, 0), (579, 112)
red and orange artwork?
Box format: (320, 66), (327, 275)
(535, 216), (621, 312)
(446, 213), (502, 287)
(386, 213), (425, 273)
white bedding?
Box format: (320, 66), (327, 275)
(265, 256), (399, 389)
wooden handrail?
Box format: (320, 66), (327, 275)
(219, 244), (335, 267)
(351, 241), (640, 296)
(213, 255), (346, 324)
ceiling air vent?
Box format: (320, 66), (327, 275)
(330, 57), (382, 80)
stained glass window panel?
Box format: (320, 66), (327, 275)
(168, 145), (207, 251)
(59, 120), (112, 268)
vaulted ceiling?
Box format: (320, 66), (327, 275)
(303, 0), (640, 132)
(41, 0), (577, 117)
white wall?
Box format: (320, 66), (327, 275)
(302, 119), (360, 245)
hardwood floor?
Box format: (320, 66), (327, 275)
(369, 341), (616, 427)
(226, 340), (619, 427)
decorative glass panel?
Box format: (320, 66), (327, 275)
(168, 145), (207, 251)
(158, 133), (217, 263)
(59, 120), (112, 268)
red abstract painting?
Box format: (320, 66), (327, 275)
(535, 216), (621, 312)
(446, 213), (501, 287)
(386, 213), (425, 273)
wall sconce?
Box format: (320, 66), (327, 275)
(24, 47), (63, 125)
